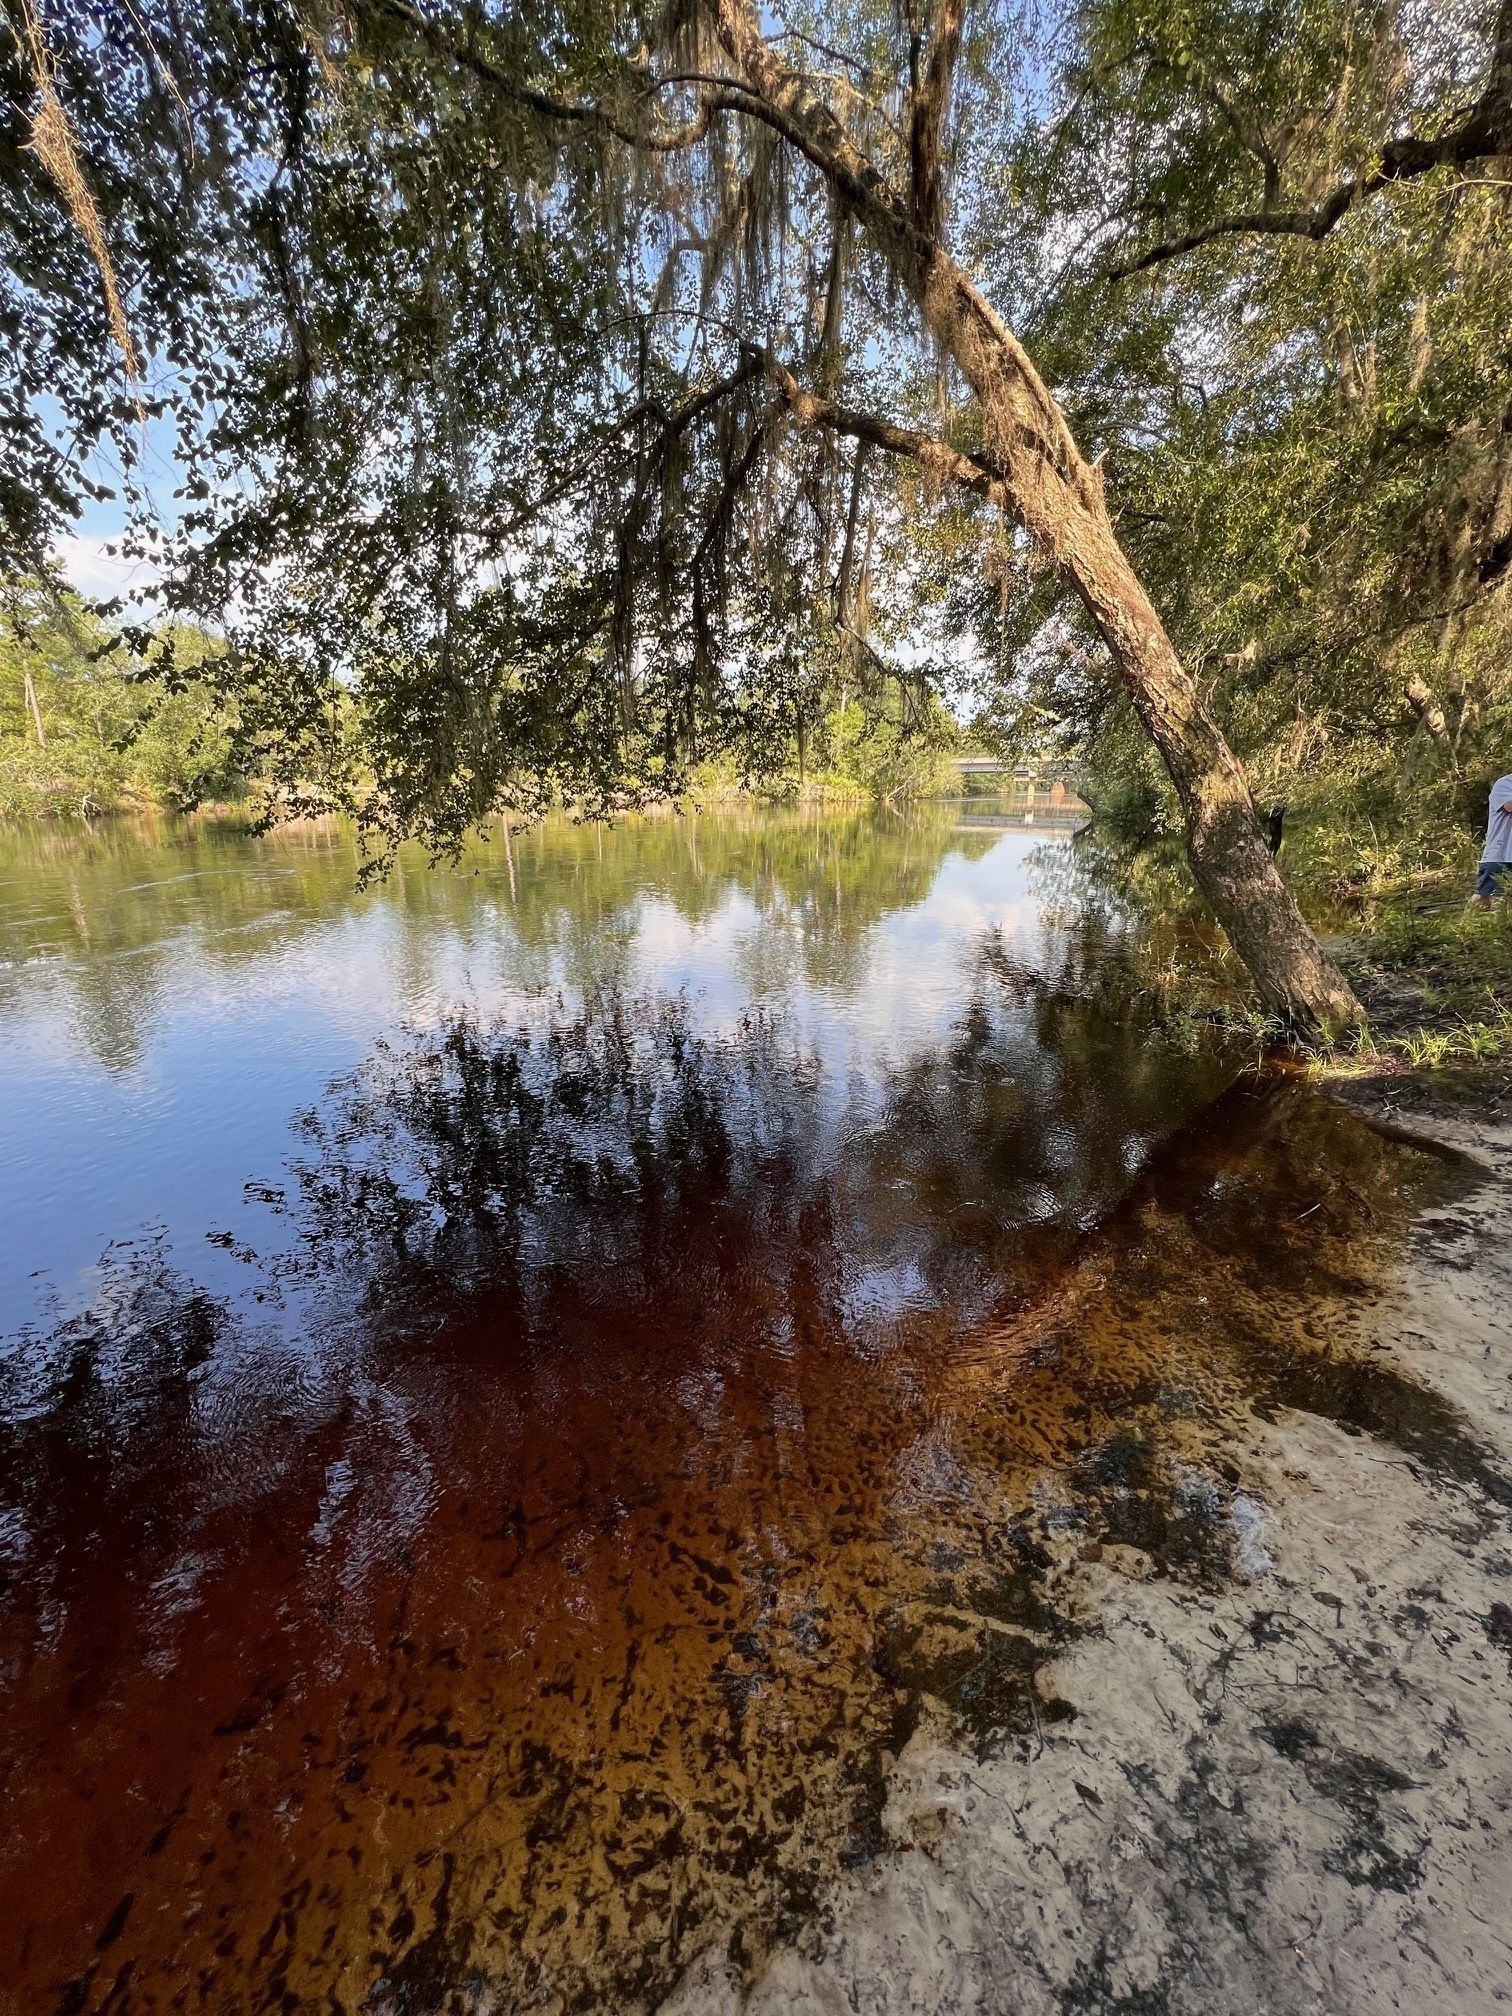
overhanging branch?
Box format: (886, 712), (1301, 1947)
(1108, 181), (1361, 278)
(1109, 0), (1512, 281)
(362, 0), (764, 151)
(765, 360), (1008, 507)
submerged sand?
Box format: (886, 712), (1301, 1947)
(9, 1057), (1511, 2016)
(663, 1087), (1512, 2016)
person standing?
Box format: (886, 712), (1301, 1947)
(1473, 772), (1512, 905)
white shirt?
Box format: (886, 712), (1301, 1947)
(1484, 775), (1512, 863)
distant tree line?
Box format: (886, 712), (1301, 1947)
(0, 582), (238, 817)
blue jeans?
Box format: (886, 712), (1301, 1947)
(1476, 861), (1512, 898)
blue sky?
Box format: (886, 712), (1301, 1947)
(45, 390), (181, 607)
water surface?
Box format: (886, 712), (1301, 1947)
(0, 803), (1099, 1331)
(0, 803), (1474, 2016)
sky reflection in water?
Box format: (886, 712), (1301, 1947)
(0, 805), (1472, 2016)
(1, 806), (1086, 1333)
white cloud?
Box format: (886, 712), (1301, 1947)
(50, 533), (161, 608)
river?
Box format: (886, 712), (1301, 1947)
(1, 803), (1506, 2016)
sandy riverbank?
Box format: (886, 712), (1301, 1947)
(661, 1081), (1512, 2016)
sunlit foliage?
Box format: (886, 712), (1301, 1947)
(938, 0), (1512, 883)
(0, 582), (236, 815)
(2, 0), (1508, 892)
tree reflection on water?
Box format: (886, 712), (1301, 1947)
(0, 957), (1490, 2016)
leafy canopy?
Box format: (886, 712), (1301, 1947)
(2, 0), (1509, 873)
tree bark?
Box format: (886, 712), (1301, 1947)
(23, 669), (46, 748)
(711, 0), (1363, 1034)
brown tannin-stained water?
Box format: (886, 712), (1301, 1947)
(0, 806), (1482, 2015)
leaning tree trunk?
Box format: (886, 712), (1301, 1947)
(712, 0), (1364, 1035)
(1051, 495), (1363, 1028)
(909, 256), (1362, 1032)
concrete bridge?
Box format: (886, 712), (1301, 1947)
(948, 755), (1086, 789)
(953, 803), (1088, 832)
(943, 756), (1089, 830)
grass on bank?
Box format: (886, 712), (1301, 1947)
(1061, 803), (1511, 1081)
(1323, 897), (1512, 1074)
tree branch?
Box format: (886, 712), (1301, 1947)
(764, 360), (1009, 506)
(1108, 180), (1362, 277)
(360, 0), (756, 151)
(472, 357), (765, 549)
(661, 353), (767, 447)
(770, 27), (887, 86)
(1109, 0), (1512, 280)
(909, 0), (965, 238)
(362, 0), (921, 318)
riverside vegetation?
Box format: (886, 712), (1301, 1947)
(0, 583), (237, 818)
(4, 6), (1512, 2006)
(1, 579), (961, 818)
(2, 0), (1509, 1030)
